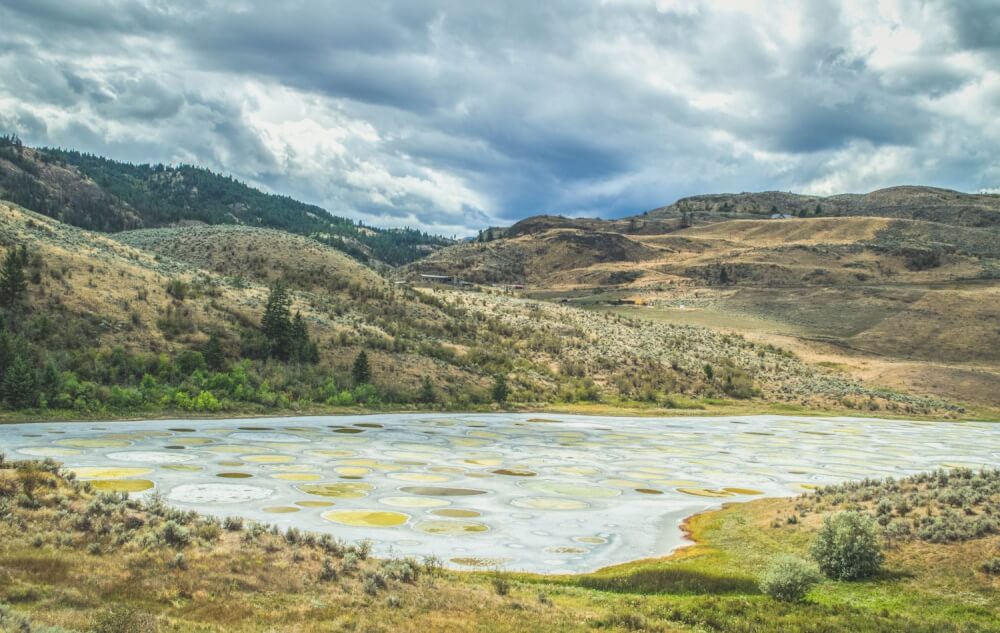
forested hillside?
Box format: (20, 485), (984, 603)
(0, 135), (450, 265)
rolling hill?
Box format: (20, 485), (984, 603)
(409, 190), (1000, 409)
(0, 198), (956, 418)
(0, 135), (451, 265)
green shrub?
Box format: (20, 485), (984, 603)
(159, 520), (190, 548)
(981, 557), (1000, 576)
(758, 555), (820, 601)
(810, 511), (884, 580)
(491, 571), (511, 596)
(92, 605), (158, 633)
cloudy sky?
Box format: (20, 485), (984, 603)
(0, 1), (997, 235)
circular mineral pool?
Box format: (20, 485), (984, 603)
(522, 481), (620, 498)
(241, 455), (295, 464)
(510, 497), (589, 511)
(263, 506), (300, 513)
(162, 464), (203, 472)
(295, 500), (335, 508)
(107, 451), (196, 463)
(492, 469), (536, 477)
(676, 488), (734, 498)
(414, 520), (489, 535)
(18, 447), (81, 457)
(322, 510), (409, 527)
(90, 479), (154, 493)
(167, 483), (273, 504)
(168, 437), (215, 446)
(216, 472), (253, 479)
(430, 508), (481, 518)
(297, 482), (374, 498)
(399, 486), (488, 497)
(722, 487), (763, 495)
(334, 467), (371, 477)
(70, 467), (153, 480)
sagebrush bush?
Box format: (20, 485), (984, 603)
(759, 555), (820, 601)
(811, 511), (884, 580)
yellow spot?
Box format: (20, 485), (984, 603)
(295, 500), (335, 508)
(297, 482), (373, 498)
(431, 508), (481, 518)
(70, 467), (152, 480)
(722, 487), (763, 495)
(90, 479), (154, 493)
(676, 488), (734, 498)
(322, 510), (409, 527)
(242, 455), (294, 464)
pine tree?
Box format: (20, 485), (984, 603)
(261, 283), (292, 359)
(2, 354), (37, 408)
(202, 334), (226, 371)
(492, 374), (509, 404)
(0, 246), (28, 308)
(419, 376), (435, 404)
(352, 350), (371, 385)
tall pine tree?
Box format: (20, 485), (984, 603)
(2, 354), (36, 408)
(352, 350), (371, 385)
(0, 245), (28, 309)
(261, 283), (292, 360)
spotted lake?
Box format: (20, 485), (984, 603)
(2, 414), (997, 573)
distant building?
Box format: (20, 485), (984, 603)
(770, 213), (792, 219)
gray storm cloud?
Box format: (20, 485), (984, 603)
(0, 0), (997, 235)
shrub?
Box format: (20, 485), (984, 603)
(810, 511), (884, 580)
(319, 558), (338, 582)
(223, 516), (243, 531)
(759, 555), (820, 601)
(491, 571), (511, 596)
(981, 557), (1000, 576)
(91, 606), (158, 633)
(159, 520), (190, 548)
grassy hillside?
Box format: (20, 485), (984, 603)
(0, 199), (959, 421)
(1, 458), (996, 632)
(414, 210), (1000, 409)
(0, 135), (450, 265)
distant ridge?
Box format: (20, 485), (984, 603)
(642, 185), (1000, 228)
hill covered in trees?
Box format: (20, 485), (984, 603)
(0, 135), (451, 265)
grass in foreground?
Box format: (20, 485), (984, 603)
(0, 457), (998, 632)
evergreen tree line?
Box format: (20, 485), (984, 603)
(2, 142), (451, 265)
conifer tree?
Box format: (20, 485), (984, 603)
(0, 246), (28, 308)
(352, 350), (371, 385)
(261, 283), (292, 359)
(2, 354), (36, 408)
(419, 376), (435, 404)
(202, 334), (226, 371)
(492, 374), (509, 404)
